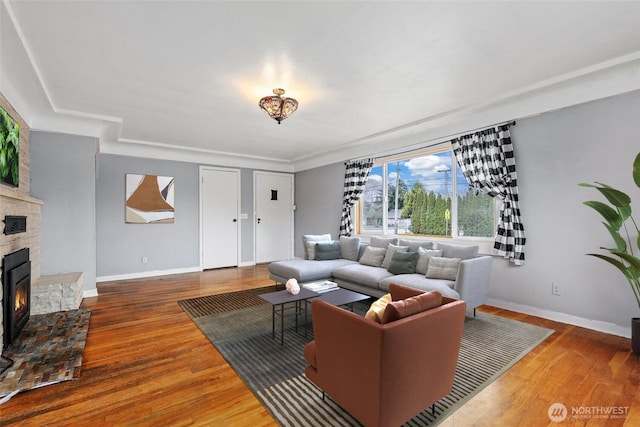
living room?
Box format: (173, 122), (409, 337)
(1, 1), (639, 425)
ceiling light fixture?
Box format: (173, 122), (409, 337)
(258, 88), (298, 124)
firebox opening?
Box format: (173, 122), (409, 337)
(2, 248), (31, 347)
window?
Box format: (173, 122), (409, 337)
(359, 148), (497, 239)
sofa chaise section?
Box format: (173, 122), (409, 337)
(269, 258), (356, 283)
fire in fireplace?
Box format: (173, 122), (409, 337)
(2, 248), (31, 346)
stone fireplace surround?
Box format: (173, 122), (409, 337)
(0, 94), (83, 355)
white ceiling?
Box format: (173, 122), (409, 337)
(2, 1), (640, 171)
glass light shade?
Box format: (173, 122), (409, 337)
(259, 89), (298, 124)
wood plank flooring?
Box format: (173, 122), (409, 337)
(1, 264), (638, 426)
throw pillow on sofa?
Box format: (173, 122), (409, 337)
(303, 234), (332, 260)
(387, 251), (420, 275)
(435, 242), (479, 260)
(369, 236), (399, 248)
(315, 241), (341, 260)
(426, 257), (461, 281)
(359, 246), (387, 267)
(339, 236), (360, 261)
(399, 238), (434, 252)
(381, 244), (409, 269)
(381, 291), (443, 324)
(364, 293), (391, 323)
(415, 248), (442, 275)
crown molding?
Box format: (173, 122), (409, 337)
(100, 138), (295, 172)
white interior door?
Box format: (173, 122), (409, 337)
(201, 167), (240, 269)
(255, 172), (294, 263)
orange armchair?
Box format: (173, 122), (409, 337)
(303, 284), (466, 427)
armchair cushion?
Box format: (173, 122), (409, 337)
(364, 293), (392, 323)
(381, 291), (443, 324)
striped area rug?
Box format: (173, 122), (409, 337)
(177, 285), (277, 319)
(184, 297), (553, 426)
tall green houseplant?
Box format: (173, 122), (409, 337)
(580, 152), (640, 351)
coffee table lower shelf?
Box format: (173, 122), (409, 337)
(259, 287), (370, 345)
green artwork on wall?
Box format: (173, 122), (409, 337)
(0, 106), (20, 187)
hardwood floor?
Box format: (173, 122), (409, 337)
(1, 264), (638, 426)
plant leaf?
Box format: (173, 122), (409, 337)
(603, 223), (627, 252)
(612, 251), (640, 272)
(587, 253), (634, 278)
(634, 152), (640, 189)
(592, 184), (631, 208)
(583, 200), (622, 230)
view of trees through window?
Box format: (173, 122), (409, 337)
(360, 150), (495, 238)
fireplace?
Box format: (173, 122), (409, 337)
(2, 248), (31, 346)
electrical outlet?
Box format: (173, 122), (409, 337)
(552, 283), (561, 296)
(141, 256), (148, 263)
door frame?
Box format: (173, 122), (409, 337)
(199, 166), (242, 270)
(253, 171), (295, 263)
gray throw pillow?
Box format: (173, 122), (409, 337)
(369, 236), (399, 248)
(315, 241), (341, 260)
(302, 234), (332, 260)
(435, 242), (479, 260)
(399, 239), (434, 252)
(381, 244), (409, 269)
(415, 248), (442, 275)
(359, 246), (387, 267)
(339, 236), (361, 261)
(426, 257), (461, 281)
(387, 251), (420, 275)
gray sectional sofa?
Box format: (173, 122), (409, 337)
(268, 235), (493, 314)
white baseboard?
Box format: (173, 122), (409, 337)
(83, 289), (99, 298)
(486, 297), (631, 339)
(96, 266), (202, 284)
(238, 261), (255, 267)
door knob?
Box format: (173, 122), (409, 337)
(232, 219), (237, 222)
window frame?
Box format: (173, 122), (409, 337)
(356, 145), (499, 242)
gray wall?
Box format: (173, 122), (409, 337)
(488, 90), (640, 331)
(294, 90), (640, 332)
(240, 168), (255, 263)
(29, 131), (98, 293)
(96, 155), (264, 277)
(294, 161), (345, 257)
(96, 154), (200, 276)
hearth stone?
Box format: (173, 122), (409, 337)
(31, 272), (83, 315)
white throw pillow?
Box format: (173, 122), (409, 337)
(426, 257), (461, 281)
(302, 234), (331, 260)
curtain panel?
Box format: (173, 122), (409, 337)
(451, 124), (526, 265)
(339, 158), (374, 237)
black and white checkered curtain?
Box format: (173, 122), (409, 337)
(339, 158), (374, 237)
(451, 124), (526, 264)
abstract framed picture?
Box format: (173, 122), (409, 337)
(125, 174), (175, 224)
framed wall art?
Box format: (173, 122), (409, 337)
(125, 174), (175, 224)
